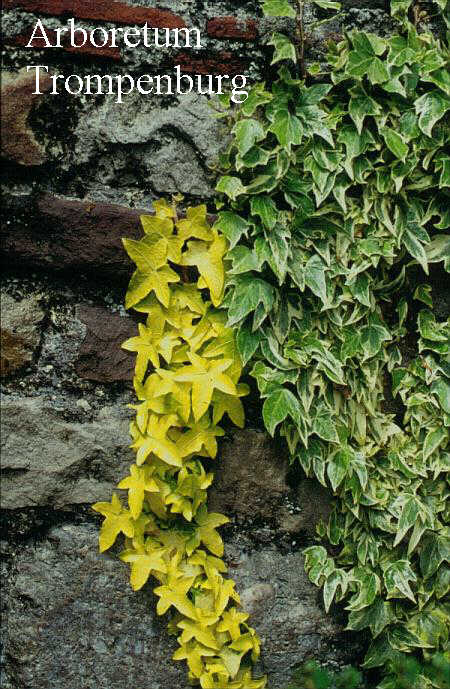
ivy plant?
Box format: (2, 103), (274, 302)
(286, 654), (450, 688)
(93, 199), (266, 688)
(215, 0), (450, 686)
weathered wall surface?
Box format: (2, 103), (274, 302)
(2, 2), (397, 687)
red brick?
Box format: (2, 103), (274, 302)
(207, 16), (258, 41)
(7, 25), (121, 60)
(1, 67), (52, 166)
(175, 51), (247, 77)
(3, 0), (185, 29)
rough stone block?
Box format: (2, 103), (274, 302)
(207, 16), (259, 41)
(0, 396), (133, 509)
(3, 0), (186, 28)
(0, 293), (44, 377)
(75, 305), (136, 383)
(1, 68), (52, 166)
(1, 523), (348, 689)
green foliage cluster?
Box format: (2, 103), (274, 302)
(215, 0), (450, 685)
(93, 199), (266, 688)
(286, 654), (450, 688)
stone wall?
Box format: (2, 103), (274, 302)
(2, 2), (397, 687)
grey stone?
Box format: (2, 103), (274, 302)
(1, 523), (188, 689)
(73, 92), (227, 197)
(0, 396), (133, 509)
(2, 523), (348, 689)
(225, 541), (344, 687)
(0, 293), (44, 377)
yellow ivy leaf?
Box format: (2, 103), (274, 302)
(212, 387), (248, 428)
(92, 493), (134, 552)
(219, 646), (246, 679)
(140, 214), (174, 236)
(200, 672), (245, 689)
(152, 198), (176, 218)
(123, 236), (179, 309)
(132, 413), (182, 467)
(176, 204), (213, 242)
(122, 323), (160, 379)
(214, 578), (240, 617)
(181, 231), (227, 306)
(174, 352), (237, 421)
(173, 640), (217, 678)
(172, 283), (208, 316)
(188, 550), (228, 578)
(120, 541), (167, 591)
(177, 619), (220, 650)
(155, 369), (192, 423)
(187, 506), (229, 557)
(154, 576), (197, 619)
(117, 464), (159, 519)
(216, 609), (249, 642)
(177, 417), (225, 459)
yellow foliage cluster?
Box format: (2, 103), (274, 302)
(93, 199), (266, 688)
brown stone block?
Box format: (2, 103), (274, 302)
(1, 192), (146, 278)
(1, 67), (52, 166)
(175, 51), (247, 77)
(0, 293), (45, 377)
(3, 0), (186, 28)
(7, 24), (122, 60)
(75, 305), (136, 383)
(207, 16), (258, 41)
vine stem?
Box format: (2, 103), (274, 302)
(294, 0), (307, 79)
(412, 1), (420, 27)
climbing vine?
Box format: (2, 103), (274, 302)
(93, 199), (266, 688)
(214, 0), (449, 687)
(94, 1), (449, 686)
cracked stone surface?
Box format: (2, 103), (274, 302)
(1, 524), (353, 689)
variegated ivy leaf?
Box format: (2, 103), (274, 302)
(313, 0), (341, 9)
(347, 598), (396, 638)
(262, 387), (301, 436)
(232, 119), (266, 157)
(383, 560), (417, 603)
(261, 0), (296, 18)
(415, 90), (450, 137)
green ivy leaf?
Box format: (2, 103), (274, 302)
(327, 449), (351, 491)
(313, 403), (339, 443)
(215, 211), (249, 249)
(347, 598), (396, 638)
(232, 119), (265, 156)
(346, 568), (380, 611)
(268, 33), (297, 65)
(251, 196), (278, 230)
(262, 0), (296, 18)
(304, 254), (328, 304)
(227, 275), (275, 327)
(384, 560), (417, 602)
(415, 90), (450, 137)
(420, 532), (450, 580)
(236, 324), (262, 366)
(263, 387), (301, 436)
(313, 0), (341, 9)
(380, 127), (409, 160)
(269, 108), (304, 149)
(216, 176), (246, 201)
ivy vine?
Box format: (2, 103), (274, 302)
(214, 0), (449, 686)
(94, 1), (449, 687)
(94, 199), (266, 688)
